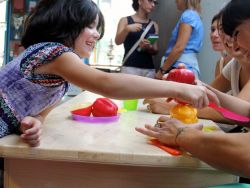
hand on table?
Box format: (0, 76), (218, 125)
(135, 117), (203, 147)
(20, 116), (42, 147)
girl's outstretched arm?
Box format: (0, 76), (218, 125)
(36, 52), (219, 109)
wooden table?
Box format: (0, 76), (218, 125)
(0, 92), (238, 188)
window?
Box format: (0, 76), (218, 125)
(0, 0), (6, 67)
(90, 0), (134, 67)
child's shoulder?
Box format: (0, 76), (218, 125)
(24, 42), (73, 59)
(26, 42), (70, 52)
(21, 42), (74, 68)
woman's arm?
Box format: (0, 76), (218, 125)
(178, 127), (250, 178)
(197, 81), (250, 126)
(204, 83), (250, 121)
(136, 118), (250, 178)
(214, 59), (221, 79)
(115, 17), (143, 45)
(161, 23), (192, 72)
(115, 17), (129, 45)
(210, 73), (231, 93)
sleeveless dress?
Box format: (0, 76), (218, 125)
(0, 42), (72, 137)
(122, 16), (156, 70)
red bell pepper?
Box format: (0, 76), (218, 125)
(92, 98), (118, 117)
(165, 67), (195, 85)
(71, 104), (92, 116)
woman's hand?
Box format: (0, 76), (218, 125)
(126, 23), (142, 33)
(139, 39), (152, 50)
(135, 117), (203, 147)
(20, 116), (42, 147)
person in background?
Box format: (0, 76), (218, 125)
(144, 9), (250, 128)
(0, 0), (217, 147)
(156, 0), (203, 79)
(210, 12), (232, 78)
(136, 0), (250, 178)
(115, 0), (159, 78)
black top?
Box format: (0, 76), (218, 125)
(123, 16), (156, 69)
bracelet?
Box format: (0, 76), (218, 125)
(159, 67), (167, 75)
(175, 127), (189, 146)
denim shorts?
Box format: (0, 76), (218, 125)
(161, 53), (200, 79)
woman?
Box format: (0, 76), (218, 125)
(210, 13), (232, 78)
(156, 0), (203, 79)
(115, 0), (159, 78)
(136, 0), (250, 178)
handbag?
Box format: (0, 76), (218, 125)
(122, 21), (154, 65)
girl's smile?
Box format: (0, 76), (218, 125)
(74, 15), (100, 58)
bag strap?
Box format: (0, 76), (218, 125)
(122, 21), (154, 65)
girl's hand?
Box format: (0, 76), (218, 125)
(20, 116), (42, 147)
(143, 98), (175, 115)
(135, 117), (203, 147)
(176, 84), (220, 108)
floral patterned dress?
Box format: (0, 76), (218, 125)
(0, 42), (73, 137)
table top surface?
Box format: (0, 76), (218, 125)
(0, 92), (222, 170)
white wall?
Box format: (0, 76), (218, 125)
(151, 0), (230, 83)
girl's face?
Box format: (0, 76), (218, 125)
(74, 15), (100, 58)
(175, 0), (186, 11)
(210, 20), (224, 52)
(139, 0), (157, 13)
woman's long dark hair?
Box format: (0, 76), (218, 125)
(222, 0), (250, 36)
(132, 0), (139, 11)
(21, 0), (105, 49)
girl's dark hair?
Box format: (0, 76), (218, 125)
(21, 0), (105, 49)
(222, 0), (250, 36)
(132, 0), (139, 11)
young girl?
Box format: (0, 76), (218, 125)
(0, 0), (217, 147)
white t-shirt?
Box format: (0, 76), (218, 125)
(222, 58), (241, 96)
